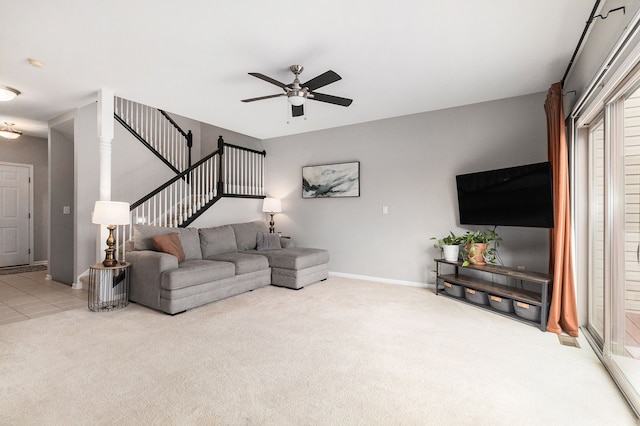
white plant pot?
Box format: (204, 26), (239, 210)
(443, 245), (460, 262)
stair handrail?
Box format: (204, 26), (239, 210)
(130, 148), (219, 210)
(114, 97), (192, 172)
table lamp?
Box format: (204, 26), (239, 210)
(92, 201), (130, 267)
(262, 198), (282, 233)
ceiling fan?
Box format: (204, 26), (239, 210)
(241, 65), (353, 117)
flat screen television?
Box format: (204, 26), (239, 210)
(456, 161), (554, 228)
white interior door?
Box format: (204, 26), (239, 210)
(0, 163), (30, 267)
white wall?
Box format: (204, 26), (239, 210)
(263, 92), (550, 285)
(190, 198), (265, 229)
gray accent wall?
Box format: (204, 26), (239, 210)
(201, 123), (264, 155)
(49, 128), (74, 284)
(0, 134), (48, 262)
(73, 103), (101, 284)
(263, 92), (550, 284)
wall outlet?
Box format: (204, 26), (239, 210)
(63, 206), (70, 215)
(517, 265), (525, 270)
(382, 206), (389, 215)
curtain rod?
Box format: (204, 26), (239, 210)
(561, 0), (602, 86)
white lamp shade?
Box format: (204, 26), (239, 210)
(262, 198), (282, 213)
(92, 201), (131, 225)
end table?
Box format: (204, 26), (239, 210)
(88, 262), (131, 312)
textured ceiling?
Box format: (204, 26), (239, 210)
(0, 1), (594, 139)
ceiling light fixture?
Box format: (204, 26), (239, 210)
(287, 91), (306, 106)
(27, 58), (45, 68)
(0, 86), (20, 102)
(0, 122), (22, 140)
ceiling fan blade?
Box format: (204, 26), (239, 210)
(292, 105), (304, 117)
(310, 92), (353, 107)
(248, 72), (289, 90)
(302, 70), (341, 91)
(241, 93), (284, 103)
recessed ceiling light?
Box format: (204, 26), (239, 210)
(0, 86), (20, 102)
(27, 58), (45, 68)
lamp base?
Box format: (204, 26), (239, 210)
(102, 225), (118, 267)
(269, 213), (275, 234)
(102, 254), (118, 268)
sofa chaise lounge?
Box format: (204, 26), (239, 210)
(127, 220), (329, 314)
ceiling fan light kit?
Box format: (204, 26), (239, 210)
(242, 64), (352, 117)
(287, 92), (306, 106)
(0, 122), (22, 140)
(0, 86), (20, 102)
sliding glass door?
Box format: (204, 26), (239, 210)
(612, 84), (640, 392)
(583, 77), (640, 413)
(587, 118), (605, 346)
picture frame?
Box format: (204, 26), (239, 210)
(302, 161), (360, 198)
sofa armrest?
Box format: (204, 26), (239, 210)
(128, 250), (179, 311)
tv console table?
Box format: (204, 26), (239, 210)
(435, 259), (553, 331)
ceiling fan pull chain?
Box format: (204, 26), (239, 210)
(286, 102), (291, 124)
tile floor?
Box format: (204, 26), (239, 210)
(0, 271), (88, 325)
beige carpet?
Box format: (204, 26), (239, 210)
(0, 276), (635, 425)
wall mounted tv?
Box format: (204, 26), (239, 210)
(456, 161), (555, 228)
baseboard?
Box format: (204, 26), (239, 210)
(33, 260), (48, 266)
(73, 269), (90, 289)
(329, 271), (434, 289)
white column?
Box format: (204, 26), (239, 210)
(96, 89), (115, 263)
(97, 88), (114, 201)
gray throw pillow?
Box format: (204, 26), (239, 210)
(256, 232), (282, 251)
(280, 237), (295, 248)
(199, 225), (239, 257)
(231, 221), (270, 250)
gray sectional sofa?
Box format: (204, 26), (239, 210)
(127, 220), (329, 314)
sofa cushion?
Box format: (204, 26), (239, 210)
(230, 221), (269, 250)
(161, 259), (235, 290)
(152, 233), (185, 262)
(133, 225), (202, 261)
(256, 232), (281, 251)
(206, 252), (269, 275)
(251, 247), (330, 270)
(199, 225), (238, 257)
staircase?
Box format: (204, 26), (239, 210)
(113, 97), (266, 245)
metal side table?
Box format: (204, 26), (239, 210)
(88, 262), (131, 312)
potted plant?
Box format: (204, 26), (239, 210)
(460, 228), (501, 266)
(431, 232), (462, 262)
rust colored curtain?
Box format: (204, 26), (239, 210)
(544, 82), (579, 337)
